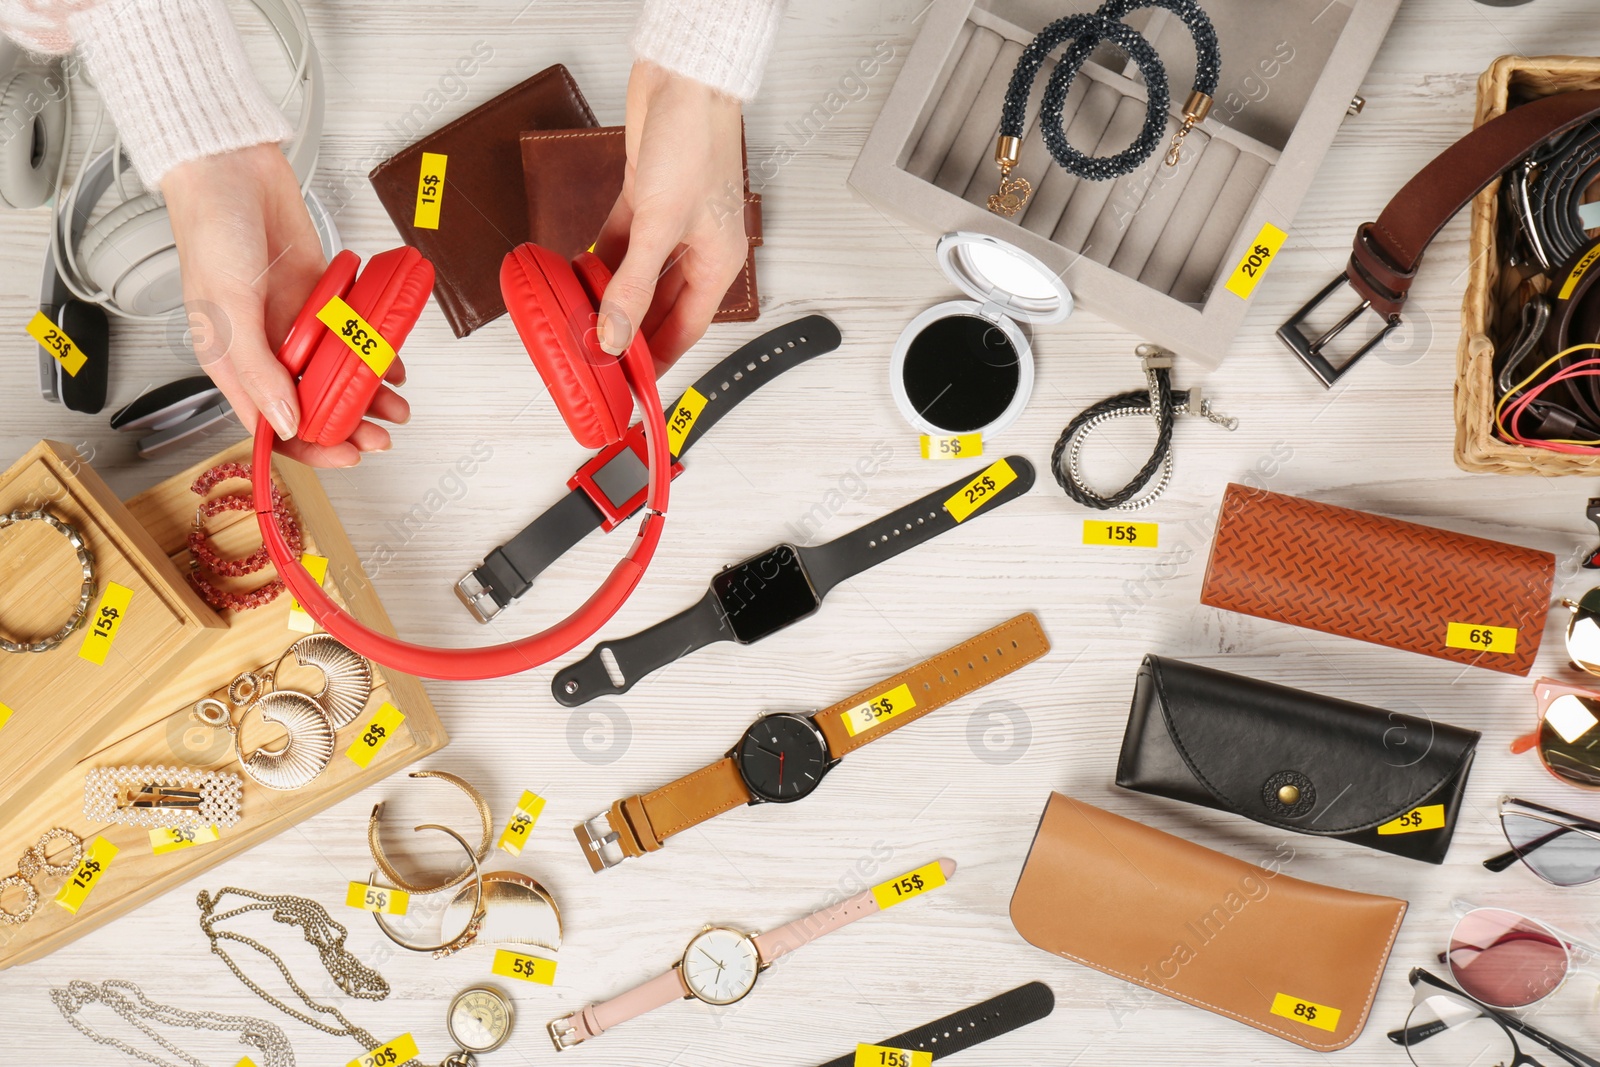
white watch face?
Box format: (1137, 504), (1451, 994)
(681, 927), (760, 1005)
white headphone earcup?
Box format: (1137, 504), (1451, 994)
(81, 194), (184, 315)
(78, 193), (158, 267)
(0, 68), (66, 209)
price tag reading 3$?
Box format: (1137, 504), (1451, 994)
(412, 151), (447, 229)
(666, 387), (709, 458)
(79, 582), (133, 665)
(287, 553), (328, 634)
(497, 790), (547, 855)
(317, 295), (397, 379)
(347, 702), (404, 768)
(841, 683), (917, 738)
(492, 948), (557, 985)
(920, 434), (982, 460)
(56, 836), (119, 914)
(346, 881), (409, 916)
(855, 1045), (932, 1067)
(348, 1033), (418, 1067)
(945, 459), (1018, 522)
(1445, 622), (1516, 655)
(150, 824), (219, 855)
(1376, 805), (1445, 836)
(1083, 520), (1157, 547)
(1270, 993), (1341, 1033)
(25, 309), (87, 376)
(871, 860), (947, 910)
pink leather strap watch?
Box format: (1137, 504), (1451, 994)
(546, 857), (956, 1050)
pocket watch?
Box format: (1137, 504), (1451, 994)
(444, 986), (513, 1066)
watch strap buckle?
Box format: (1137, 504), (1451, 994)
(1276, 273), (1398, 387)
(547, 1014), (581, 1051)
(453, 569), (503, 623)
(574, 811), (628, 872)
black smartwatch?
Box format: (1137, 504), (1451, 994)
(551, 456), (1035, 706)
(815, 983), (1055, 1066)
(455, 315), (842, 622)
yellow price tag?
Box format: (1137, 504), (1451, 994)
(945, 459), (1018, 522)
(854, 1045), (932, 1067)
(55, 836), (118, 914)
(413, 151), (447, 230)
(238, 1059), (260, 1067)
(841, 683), (917, 738)
(1376, 805), (1446, 836)
(1270, 992), (1341, 1032)
(26, 309), (87, 376)
(79, 581), (133, 665)
(150, 824), (219, 855)
(497, 790), (547, 855)
(1559, 242), (1600, 299)
(287, 553), (329, 633)
(1445, 622), (1516, 655)
(347, 702), (404, 768)
(1082, 520), (1158, 547)
(920, 434), (982, 460)
(491, 948), (558, 985)
(348, 1033), (418, 1067)
(871, 860), (947, 911)
(345, 881), (409, 916)
(1224, 222), (1287, 299)
(0, 700), (11, 733)
(317, 295), (397, 379)
(666, 386), (709, 458)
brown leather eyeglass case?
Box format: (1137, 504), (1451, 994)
(1010, 793), (1406, 1052)
(1200, 483), (1555, 676)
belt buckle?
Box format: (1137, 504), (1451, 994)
(547, 1014), (581, 1051)
(574, 811), (626, 872)
(453, 570), (503, 624)
(1276, 273), (1398, 388)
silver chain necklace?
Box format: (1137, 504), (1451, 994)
(52, 978), (295, 1067)
(197, 887), (425, 1067)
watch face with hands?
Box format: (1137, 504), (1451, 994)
(711, 544), (821, 643)
(681, 926), (761, 1005)
(733, 712), (830, 803)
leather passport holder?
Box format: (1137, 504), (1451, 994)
(520, 125), (763, 322)
(369, 64), (597, 337)
(1117, 656), (1480, 864)
(1011, 793), (1406, 1051)
(1200, 483), (1555, 676)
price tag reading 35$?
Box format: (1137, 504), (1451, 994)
(841, 683), (917, 737)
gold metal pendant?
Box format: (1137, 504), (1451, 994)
(988, 134), (1031, 216)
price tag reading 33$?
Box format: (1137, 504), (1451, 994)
(348, 1033), (418, 1067)
(855, 1046), (932, 1067)
(347, 702), (404, 768)
(1445, 622), (1516, 655)
(945, 459), (1018, 522)
(871, 860), (947, 911)
(841, 683), (917, 738)
(317, 295), (397, 380)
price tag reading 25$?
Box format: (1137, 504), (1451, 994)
(945, 459), (1018, 522)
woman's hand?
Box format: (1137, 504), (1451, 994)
(162, 144), (409, 467)
(594, 59), (747, 364)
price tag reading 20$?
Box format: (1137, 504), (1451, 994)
(871, 860), (948, 910)
(349, 1033), (418, 1067)
(347, 703), (404, 768)
(945, 459), (1018, 522)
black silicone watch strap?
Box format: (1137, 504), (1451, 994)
(814, 983), (1055, 1066)
(463, 315), (841, 616)
(800, 456), (1036, 597)
(552, 590), (728, 707)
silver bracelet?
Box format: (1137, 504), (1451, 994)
(0, 508), (96, 653)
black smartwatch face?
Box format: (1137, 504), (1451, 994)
(711, 544), (821, 644)
(734, 713), (830, 803)
(591, 447), (650, 509)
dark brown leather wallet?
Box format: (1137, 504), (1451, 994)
(368, 64), (597, 337)
(520, 125), (762, 323)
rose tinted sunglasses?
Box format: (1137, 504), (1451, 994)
(1443, 904), (1599, 1011)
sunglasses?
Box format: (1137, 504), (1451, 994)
(1443, 905), (1598, 1010)
(1389, 966), (1600, 1067)
(1484, 797), (1600, 887)
(1512, 679), (1600, 789)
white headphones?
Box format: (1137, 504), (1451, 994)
(0, 36), (67, 209)
(50, 0), (332, 320)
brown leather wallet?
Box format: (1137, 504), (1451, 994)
(368, 64), (597, 337)
(1011, 794), (1406, 1052)
(1200, 483), (1555, 676)
(520, 125), (762, 323)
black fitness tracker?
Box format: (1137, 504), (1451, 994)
(814, 982), (1055, 1066)
(551, 455), (1036, 706)
(456, 315), (842, 622)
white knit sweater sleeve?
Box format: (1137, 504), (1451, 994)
(631, 0), (787, 101)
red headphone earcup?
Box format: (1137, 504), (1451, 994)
(278, 249), (359, 376)
(502, 243), (631, 450)
(297, 247), (433, 447)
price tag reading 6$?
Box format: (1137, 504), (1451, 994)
(945, 459), (1018, 522)
(1445, 622), (1516, 655)
(347, 702), (404, 768)
(79, 582), (133, 665)
(348, 1033), (418, 1067)
(346, 881), (409, 916)
(855, 1045), (932, 1067)
(497, 790), (547, 855)
(841, 683), (917, 737)
(317, 295), (397, 379)
(1376, 805), (1445, 836)
(871, 860), (948, 910)
(1270, 993), (1341, 1033)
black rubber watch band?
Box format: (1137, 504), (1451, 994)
(801, 456), (1035, 597)
(550, 458), (1034, 707)
(552, 591), (728, 707)
(814, 982), (1055, 1066)
(457, 315), (841, 621)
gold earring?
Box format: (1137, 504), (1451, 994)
(279, 634), (373, 728)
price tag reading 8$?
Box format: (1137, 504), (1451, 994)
(348, 1033), (418, 1067)
(1270, 993), (1341, 1033)
(854, 1045), (932, 1067)
(347, 703), (404, 768)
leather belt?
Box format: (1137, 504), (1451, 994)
(1511, 119), (1600, 274)
(1279, 88), (1600, 387)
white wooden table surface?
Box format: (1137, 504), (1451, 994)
(5, 0), (1600, 1064)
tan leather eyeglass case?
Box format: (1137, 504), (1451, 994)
(1010, 794), (1407, 1052)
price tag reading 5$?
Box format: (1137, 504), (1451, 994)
(841, 683), (917, 738)
(855, 1045), (932, 1067)
(347, 702), (404, 768)
(1270, 993), (1341, 1033)
(1445, 622), (1516, 655)
(871, 860), (948, 911)
(348, 1033), (418, 1067)
(1377, 805), (1445, 836)
(945, 459), (1018, 522)
(1083, 520), (1157, 547)
(492, 948), (557, 985)
(79, 582), (133, 665)
(317, 295), (397, 379)
(56, 836), (118, 914)
(920, 434), (982, 460)
(346, 881), (409, 916)
(497, 790), (547, 855)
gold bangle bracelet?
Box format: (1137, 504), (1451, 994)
(370, 823), (486, 955)
(367, 770), (492, 895)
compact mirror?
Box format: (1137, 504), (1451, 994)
(891, 231), (1072, 440)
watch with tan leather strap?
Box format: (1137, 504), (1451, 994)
(546, 857), (957, 1050)
(573, 613), (1048, 872)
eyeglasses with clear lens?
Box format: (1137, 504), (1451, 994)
(1391, 967), (1600, 1067)
(1488, 797), (1600, 887)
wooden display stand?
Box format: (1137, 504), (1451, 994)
(0, 441), (447, 971)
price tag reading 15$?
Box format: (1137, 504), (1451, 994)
(871, 860), (948, 910)
(56, 836), (119, 914)
(1082, 520), (1157, 547)
(79, 582), (133, 665)
(855, 1046), (932, 1067)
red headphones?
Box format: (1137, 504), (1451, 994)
(251, 243), (670, 680)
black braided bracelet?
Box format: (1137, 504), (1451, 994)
(988, 0), (1221, 215)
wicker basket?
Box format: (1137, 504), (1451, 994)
(1455, 55), (1600, 474)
